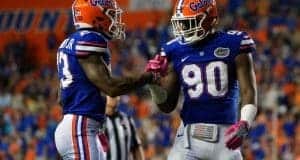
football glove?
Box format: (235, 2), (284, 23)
(225, 120), (249, 150)
(145, 55), (168, 77)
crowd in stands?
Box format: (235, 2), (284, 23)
(1, 0), (300, 159)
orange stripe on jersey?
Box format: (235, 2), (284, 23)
(76, 51), (91, 56)
(82, 117), (91, 160)
(77, 41), (106, 47)
(72, 116), (80, 160)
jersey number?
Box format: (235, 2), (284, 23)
(181, 61), (228, 98)
(57, 51), (73, 88)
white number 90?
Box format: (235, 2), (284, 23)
(181, 61), (228, 98)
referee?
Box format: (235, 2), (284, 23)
(104, 97), (145, 160)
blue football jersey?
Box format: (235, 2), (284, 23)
(161, 30), (256, 125)
(57, 30), (110, 122)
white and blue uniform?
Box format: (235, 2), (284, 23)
(55, 30), (110, 160)
(164, 31), (256, 160)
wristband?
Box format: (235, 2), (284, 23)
(240, 104), (257, 127)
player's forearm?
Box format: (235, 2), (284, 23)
(157, 101), (177, 113)
(103, 73), (153, 97)
(150, 66), (180, 113)
(240, 84), (257, 126)
(149, 85), (173, 113)
(235, 53), (258, 126)
(240, 85), (257, 106)
(148, 84), (168, 104)
(149, 84), (179, 113)
(57, 89), (62, 105)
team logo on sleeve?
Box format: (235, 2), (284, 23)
(214, 47), (230, 58)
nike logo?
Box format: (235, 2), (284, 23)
(181, 56), (190, 62)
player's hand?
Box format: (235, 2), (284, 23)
(145, 55), (168, 77)
(225, 120), (249, 150)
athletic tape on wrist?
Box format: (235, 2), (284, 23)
(240, 104), (257, 127)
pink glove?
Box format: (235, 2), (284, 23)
(98, 133), (109, 153)
(225, 121), (249, 150)
(145, 55), (168, 77)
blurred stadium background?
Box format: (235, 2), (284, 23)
(0, 0), (300, 159)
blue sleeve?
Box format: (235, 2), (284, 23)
(74, 31), (108, 56)
(160, 38), (178, 60)
(239, 32), (256, 54)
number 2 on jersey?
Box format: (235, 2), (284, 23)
(182, 61), (228, 98)
(57, 51), (73, 88)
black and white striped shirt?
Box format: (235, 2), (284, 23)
(105, 111), (141, 160)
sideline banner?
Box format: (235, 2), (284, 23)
(0, 0), (173, 66)
(0, 0), (173, 33)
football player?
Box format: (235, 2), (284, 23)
(54, 0), (155, 159)
(146, 0), (258, 159)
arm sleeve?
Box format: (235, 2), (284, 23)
(75, 32), (108, 56)
(239, 32), (256, 54)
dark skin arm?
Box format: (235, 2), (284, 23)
(78, 54), (153, 97)
(154, 62), (181, 113)
(235, 53), (257, 106)
(57, 89), (61, 105)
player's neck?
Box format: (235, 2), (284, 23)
(191, 32), (218, 47)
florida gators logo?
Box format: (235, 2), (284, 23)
(214, 47), (230, 58)
(190, 0), (214, 11)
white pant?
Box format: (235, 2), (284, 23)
(55, 114), (106, 160)
(168, 122), (243, 160)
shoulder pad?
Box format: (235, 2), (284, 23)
(161, 38), (180, 57)
(74, 30), (108, 56)
(226, 30), (256, 54)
